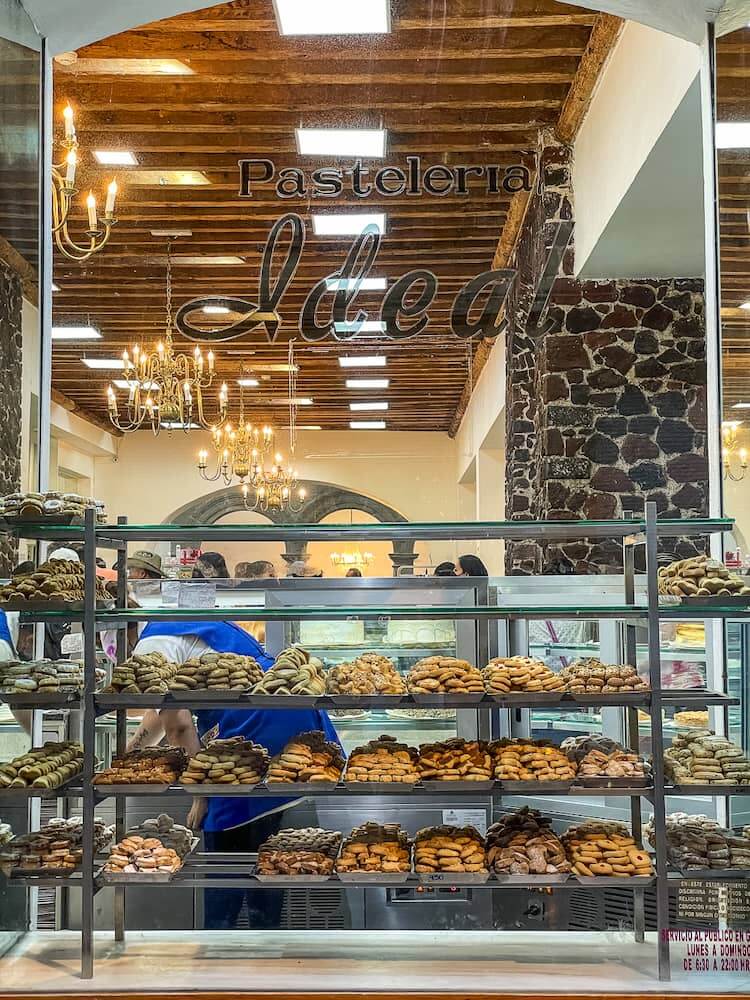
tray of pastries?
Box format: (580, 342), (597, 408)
(180, 738), (269, 791)
(107, 652), (180, 696)
(490, 739), (576, 790)
(0, 817), (113, 877)
(0, 659), (86, 699)
(486, 807), (571, 883)
(0, 559), (112, 610)
(0, 741), (83, 794)
(94, 746), (189, 792)
(0, 491), (105, 525)
(252, 647), (327, 701)
(344, 735), (420, 790)
(414, 824), (488, 883)
(265, 731), (344, 790)
(256, 827), (342, 881)
(168, 652), (264, 698)
(658, 554), (750, 603)
(563, 819), (654, 883)
(417, 738), (493, 790)
(407, 656), (484, 704)
(326, 653), (406, 704)
(665, 729), (750, 787)
(562, 735), (651, 787)
(102, 817), (196, 884)
(335, 822), (412, 882)
(558, 658), (649, 700)
(482, 656), (566, 701)
(646, 812), (750, 873)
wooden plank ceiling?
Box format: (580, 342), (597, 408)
(719, 30), (750, 417)
(51, 0), (597, 432)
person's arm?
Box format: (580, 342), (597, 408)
(125, 708), (166, 752)
(159, 709), (207, 830)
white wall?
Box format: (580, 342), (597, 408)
(574, 21), (702, 275)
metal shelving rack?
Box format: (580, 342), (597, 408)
(0, 505), (743, 983)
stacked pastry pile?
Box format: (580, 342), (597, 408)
(483, 656), (565, 695)
(266, 731), (344, 785)
(0, 559), (111, 606)
(486, 807), (571, 876)
(326, 653), (406, 696)
(646, 813), (750, 871)
(335, 822), (411, 874)
(562, 819), (653, 877)
(491, 740), (577, 783)
(345, 735), (419, 784)
(167, 652), (264, 693)
(658, 554), (750, 598)
(257, 827), (342, 877)
(94, 747), (188, 785)
(0, 741), (83, 789)
(562, 735), (649, 781)
(417, 738), (492, 783)
(0, 659), (85, 694)
(674, 710), (709, 729)
(0, 821), (11, 846)
(558, 658), (649, 693)
(125, 815), (194, 857)
(0, 817), (113, 872)
(108, 652), (179, 695)
(180, 738), (269, 786)
(104, 835), (184, 876)
(414, 825), (487, 875)
(253, 647), (326, 696)
(665, 730), (750, 785)
(0, 491), (105, 522)
(407, 656), (484, 696)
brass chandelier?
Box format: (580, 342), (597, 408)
(53, 104), (118, 262)
(198, 380), (276, 485)
(722, 420), (748, 482)
(108, 245), (228, 434)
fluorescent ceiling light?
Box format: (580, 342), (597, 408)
(162, 421), (200, 429)
(339, 355), (386, 367)
(237, 378), (260, 387)
(297, 128), (386, 158)
(151, 229), (193, 237)
(274, 0), (390, 35)
(327, 277), (388, 292)
(345, 378), (389, 389)
(249, 363), (299, 373)
(112, 379), (159, 390)
(203, 305), (230, 315)
(732, 403), (750, 410)
(716, 122), (750, 149)
(350, 420), (386, 430)
(94, 150), (137, 166)
(68, 58), (193, 76)
(334, 320), (386, 334)
(52, 282), (60, 292)
(269, 397), (313, 405)
(312, 213), (385, 236)
(126, 170), (210, 186)
(740, 301), (750, 311)
(82, 357), (127, 370)
(51, 325), (101, 341)
(350, 401), (388, 411)
(296, 425), (322, 430)
(173, 255), (244, 266)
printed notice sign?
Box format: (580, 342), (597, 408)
(678, 881), (750, 925)
(442, 808), (487, 837)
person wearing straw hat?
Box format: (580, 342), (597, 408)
(127, 550), (165, 580)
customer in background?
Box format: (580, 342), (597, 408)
(127, 550), (164, 580)
(456, 554), (489, 577)
(286, 561), (323, 578)
(192, 552), (230, 579)
(434, 562), (457, 577)
(235, 560), (277, 579)
(345, 568), (362, 578)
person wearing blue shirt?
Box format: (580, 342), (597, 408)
(125, 620), (340, 930)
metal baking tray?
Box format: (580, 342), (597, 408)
(666, 784), (750, 796)
(673, 596), (750, 609)
(1, 599), (113, 612)
(491, 873), (570, 885)
(169, 688), (245, 702)
(101, 867), (177, 884)
(568, 692), (649, 705)
(419, 779), (494, 792)
(254, 872), (333, 883)
(8, 865), (79, 879)
(416, 871), (489, 885)
(0, 690), (81, 706)
(574, 874), (655, 886)
(93, 783), (170, 796)
(262, 781), (339, 794)
(336, 871), (410, 884)
(180, 783), (261, 796)
(410, 693), (484, 706)
(0, 778), (81, 800)
(329, 694), (406, 707)
(488, 692), (565, 705)
(246, 694), (322, 707)
(574, 776), (652, 789)
(343, 781), (419, 794)
(499, 780), (573, 793)
(1, 512), (86, 527)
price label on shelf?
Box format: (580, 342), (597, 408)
(442, 808), (487, 836)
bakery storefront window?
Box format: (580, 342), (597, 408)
(1, 0), (750, 995)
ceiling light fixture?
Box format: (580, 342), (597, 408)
(151, 229), (193, 238)
(237, 378), (260, 387)
(733, 403), (750, 410)
(273, 0), (390, 35)
(173, 255), (244, 265)
(203, 305), (231, 315)
(350, 420), (386, 429)
(327, 277), (388, 292)
(94, 150), (138, 166)
(52, 282), (60, 292)
(297, 128), (386, 158)
(125, 170), (210, 186)
(345, 378), (389, 389)
(52, 325), (101, 341)
(112, 378), (159, 391)
(350, 401), (388, 411)
(740, 301), (750, 311)
(249, 363), (299, 373)
(312, 213), (385, 236)
(269, 397), (313, 405)
(339, 355), (386, 367)
(334, 320), (386, 335)
(82, 357), (127, 370)
(716, 122), (750, 149)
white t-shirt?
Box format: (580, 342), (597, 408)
(132, 634), (211, 663)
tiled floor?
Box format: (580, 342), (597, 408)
(1, 929), (749, 993)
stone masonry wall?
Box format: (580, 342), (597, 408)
(505, 136), (708, 574)
(0, 259), (22, 575)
